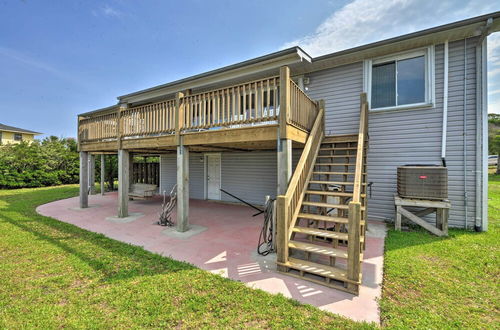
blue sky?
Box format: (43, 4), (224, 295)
(0, 0), (498, 138)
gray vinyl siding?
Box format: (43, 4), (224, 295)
(306, 38), (478, 229)
(159, 153), (204, 199)
(160, 150), (305, 205)
(220, 152), (277, 205)
(306, 62), (363, 135)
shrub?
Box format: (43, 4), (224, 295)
(0, 136), (79, 188)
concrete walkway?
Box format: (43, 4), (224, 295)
(37, 192), (386, 323)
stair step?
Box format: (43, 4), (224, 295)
(303, 201), (366, 211)
(323, 135), (358, 144)
(309, 180), (359, 186)
(303, 201), (367, 211)
(317, 155), (356, 158)
(313, 171), (354, 175)
(288, 240), (348, 259)
(306, 190), (367, 198)
(298, 213), (349, 224)
(278, 258), (358, 284)
(320, 147), (357, 151)
(315, 163), (354, 167)
(292, 226), (349, 240)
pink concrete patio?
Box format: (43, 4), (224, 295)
(37, 192), (386, 324)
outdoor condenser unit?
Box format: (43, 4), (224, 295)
(397, 165), (448, 200)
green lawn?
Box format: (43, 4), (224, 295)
(0, 180), (498, 329)
(0, 186), (367, 329)
(380, 174), (500, 328)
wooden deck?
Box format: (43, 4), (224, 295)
(78, 73), (315, 153)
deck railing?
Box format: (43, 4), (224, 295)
(121, 100), (176, 137)
(78, 68), (320, 145)
(78, 112), (117, 142)
(276, 106), (324, 266)
(289, 79), (318, 131)
(182, 77), (279, 130)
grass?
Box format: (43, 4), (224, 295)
(380, 174), (500, 328)
(0, 180), (498, 328)
(0, 186), (368, 329)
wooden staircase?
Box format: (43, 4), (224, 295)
(276, 94), (369, 295)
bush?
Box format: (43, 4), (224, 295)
(0, 136), (79, 188)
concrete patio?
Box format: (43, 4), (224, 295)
(37, 192), (386, 323)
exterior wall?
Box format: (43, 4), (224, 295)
(160, 151), (280, 205)
(306, 38), (479, 228)
(159, 149), (303, 205)
(0, 131), (36, 144)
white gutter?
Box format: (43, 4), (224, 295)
(481, 37), (489, 231)
(475, 18), (492, 231)
(441, 40), (449, 166)
(463, 38), (468, 229)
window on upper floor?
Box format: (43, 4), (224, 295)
(365, 46), (435, 111)
(14, 133), (22, 141)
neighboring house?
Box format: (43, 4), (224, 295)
(0, 123), (41, 144)
(77, 13), (499, 293)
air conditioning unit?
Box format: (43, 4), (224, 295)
(397, 165), (448, 200)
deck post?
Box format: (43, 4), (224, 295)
(175, 91), (185, 145)
(277, 138), (292, 195)
(100, 154), (105, 195)
(79, 151), (89, 208)
(118, 149), (130, 218)
(176, 142), (189, 232)
(347, 201), (361, 293)
(89, 154), (96, 195)
(277, 66), (292, 196)
(276, 196), (289, 272)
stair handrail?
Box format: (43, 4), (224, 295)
(346, 93), (369, 293)
(276, 104), (324, 269)
(352, 93), (368, 203)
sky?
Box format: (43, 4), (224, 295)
(0, 0), (499, 139)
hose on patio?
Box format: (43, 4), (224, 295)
(257, 197), (275, 256)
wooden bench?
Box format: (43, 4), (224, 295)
(129, 183), (157, 200)
(394, 195), (450, 237)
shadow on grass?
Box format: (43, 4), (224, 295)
(0, 187), (194, 283)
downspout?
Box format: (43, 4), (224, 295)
(441, 40), (449, 167)
(463, 38), (468, 229)
(475, 18), (492, 232)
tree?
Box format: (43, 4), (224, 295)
(0, 136), (80, 188)
(488, 114), (500, 174)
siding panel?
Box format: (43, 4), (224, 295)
(306, 38), (478, 228)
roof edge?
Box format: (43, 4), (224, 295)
(117, 46), (311, 101)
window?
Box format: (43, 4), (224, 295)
(366, 47), (434, 111)
(14, 133), (22, 141)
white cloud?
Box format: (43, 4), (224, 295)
(284, 0), (496, 57)
(489, 88), (500, 96)
(92, 4), (123, 18)
(283, 0), (500, 113)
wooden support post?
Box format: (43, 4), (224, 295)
(118, 149), (130, 218)
(117, 103), (127, 150)
(347, 201), (361, 293)
(279, 66), (290, 139)
(89, 154), (96, 195)
(276, 196), (289, 272)
(79, 151), (89, 208)
(176, 143), (189, 232)
(175, 92), (185, 145)
(395, 205), (402, 231)
(277, 138), (292, 195)
(129, 152), (134, 187)
(100, 154), (105, 195)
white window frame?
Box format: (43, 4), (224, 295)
(364, 46), (435, 112)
